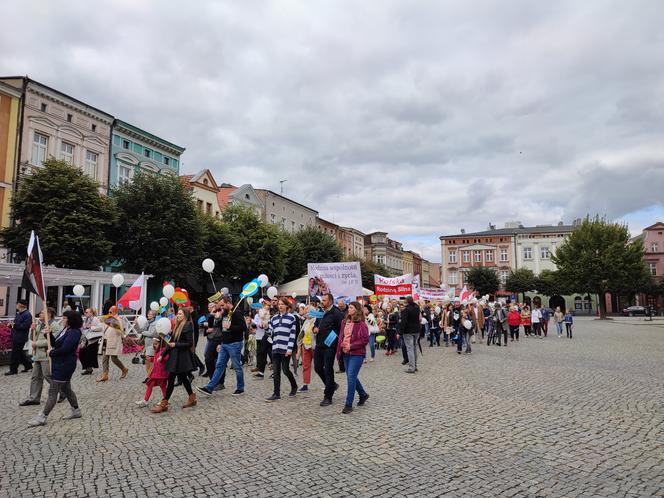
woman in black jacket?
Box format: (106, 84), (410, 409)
(151, 308), (196, 413)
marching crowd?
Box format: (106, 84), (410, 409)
(5, 292), (575, 426)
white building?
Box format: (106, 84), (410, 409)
(255, 189), (318, 233)
(514, 224), (574, 275)
(180, 169), (222, 218)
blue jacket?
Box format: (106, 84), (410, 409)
(49, 327), (81, 381)
(12, 309), (32, 342)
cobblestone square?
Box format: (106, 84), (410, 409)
(1, 317), (663, 497)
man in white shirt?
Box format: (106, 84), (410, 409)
(531, 305), (543, 338)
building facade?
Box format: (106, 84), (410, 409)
(316, 217), (340, 242)
(180, 169), (222, 218)
(0, 77), (113, 193)
(340, 227), (365, 260)
(514, 223), (574, 275)
(109, 120), (183, 190)
(217, 183), (264, 219)
(421, 259), (430, 287)
(255, 189), (318, 233)
(364, 232), (404, 276)
(0, 81), (21, 231)
(402, 250), (414, 277)
(635, 222), (664, 312)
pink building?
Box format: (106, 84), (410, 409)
(639, 222), (664, 311)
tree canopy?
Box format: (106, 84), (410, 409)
(465, 266), (500, 297)
(552, 216), (651, 317)
(1, 159), (114, 269)
(283, 227), (343, 282)
(358, 258), (391, 291)
(533, 269), (571, 297)
(505, 268), (536, 302)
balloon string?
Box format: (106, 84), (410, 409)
(208, 273), (217, 292)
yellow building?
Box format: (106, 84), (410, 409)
(0, 81), (21, 230)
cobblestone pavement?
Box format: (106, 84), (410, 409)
(1, 317), (663, 498)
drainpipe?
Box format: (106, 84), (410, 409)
(8, 77), (28, 264)
(106, 118), (115, 194)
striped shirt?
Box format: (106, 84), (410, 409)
(269, 313), (296, 354)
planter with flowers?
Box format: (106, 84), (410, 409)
(0, 321), (12, 366)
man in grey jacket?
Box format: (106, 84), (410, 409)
(399, 297), (421, 373)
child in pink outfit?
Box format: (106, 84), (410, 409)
(136, 339), (169, 408)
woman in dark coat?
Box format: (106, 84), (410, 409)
(151, 308), (196, 413)
(28, 311), (83, 427)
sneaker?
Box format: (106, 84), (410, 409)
(250, 367), (259, 373)
(195, 386), (213, 397)
(19, 400), (40, 406)
(342, 405), (353, 414)
(298, 385), (309, 393)
(320, 398), (332, 407)
(265, 394), (280, 402)
(369, 358), (374, 362)
(4, 371), (18, 376)
(62, 407), (82, 420)
(253, 372), (264, 379)
(406, 369), (416, 373)
(289, 389), (297, 398)
(231, 389), (244, 396)
(27, 412), (47, 427)
(358, 393), (369, 406)
(135, 399), (149, 408)
(401, 360), (408, 365)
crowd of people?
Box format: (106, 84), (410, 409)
(5, 291), (575, 426)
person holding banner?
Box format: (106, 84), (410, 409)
(19, 308), (61, 406)
(313, 293), (344, 407)
(6, 299), (33, 376)
(399, 297), (421, 373)
(28, 311), (83, 427)
(96, 307), (128, 382)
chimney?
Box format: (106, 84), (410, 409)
(558, 221), (564, 226)
(460, 228), (466, 234)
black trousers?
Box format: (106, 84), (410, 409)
(79, 342), (99, 369)
(205, 340), (220, 378)
(509, 325), (520, 341)
(495, 324), (508, 345)
(166, 372), (192, 399)
(256, 337), (271, 373)
(272, 352), (297, 396)
(313, 347), (336, 400)
(10, 339), (31, 373)
(387, 329), (397, 352)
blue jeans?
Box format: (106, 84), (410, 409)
(556, 322), (563, 336)
(342, 354), (367, 407)
(368, 334), (376, 358)
(207, 341), (244, 391)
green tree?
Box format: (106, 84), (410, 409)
(220, 204), (289, 285)
(358, 258), (391, 291)
(1, 159), (114, 269)
(552, 216), (651, 318)
(533, 269), (572, 297)
(283, 227), (343, 281)
(465, 266), (500, 297)
(111, 172), (203, 282)
(505, 268), (536, 302)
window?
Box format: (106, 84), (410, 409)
(449, 271), (458, 285)
(500, 249), (508, 262)
(144, 148), (151, 158)
(649, 263), (657, 276)
(652, 243), (659, 253)
(31, 132), (48, 165)
(163, 157), (170, 166)
(291, 221), (296, 231)
(376, 255), (385, 265)
(486, 250), (494, 262)
(40, 103), (47, 112)
(523, 247), (532, 260)
(205, 202), (212, 215)
(540, 247), (550, 260)
(197, 199), (204, 211)
(66, 113), (73, 122)
(500, 270), (509, 283)
(270, 214), (276, 223)
(91, 124), (97, 132)
(118, 163), (133, 184)
(122, 140), (130, 150)
(60, 142), (74, 165)
(84, 151), (98, 178)
(462, 251), (470, 263)
(474, 250), (482, 262)
(281, 217), (286, 229)
(245, 193), (250, 200)
(300, 224), (304, 230)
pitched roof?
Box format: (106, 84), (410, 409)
(440, 225), (575, 239)
(216, 186), (237, 209)
(643, 222), (664, 231)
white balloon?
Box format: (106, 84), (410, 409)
(135, 315), (148, 331)
(435, 306), (441, 314)
(155, 317), (172, 335)
(202, 258), (215, 273)
(257, 274), (269, 288)
(221, 287), (229, 296)
(73, 284), (85, 297)
(246, 297), (253, 305)
(163, 284), (175, 299)
(291, 292), (297, 299)
(150, 301), (160, 312)
(112, 274), (124, 288)
(266, 286), (278, 299)
(463, 319), (473, 330)
(159, 297), (169, 307)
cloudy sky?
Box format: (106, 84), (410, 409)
(3, 0), (663, 261)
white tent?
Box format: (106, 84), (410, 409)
(277, 275), (373, 297)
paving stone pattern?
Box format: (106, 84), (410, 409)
(1, 317), (663, 497)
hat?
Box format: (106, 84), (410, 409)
(17, 299), (28, 306)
